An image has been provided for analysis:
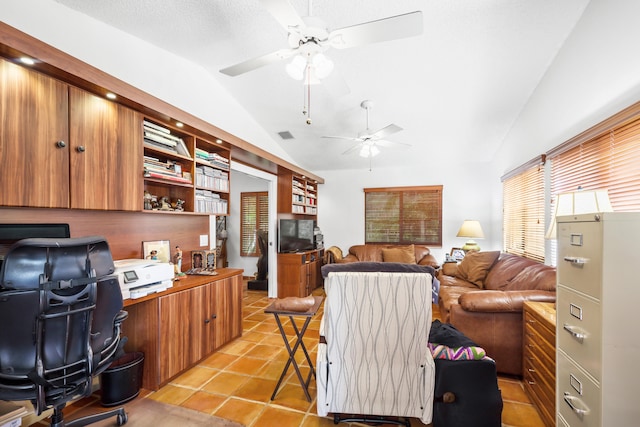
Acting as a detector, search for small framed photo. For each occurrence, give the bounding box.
[143,240,171,263]
[191,250,206,269]
[450,248,466,261]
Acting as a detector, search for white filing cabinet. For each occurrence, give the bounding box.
[556,212,640,426]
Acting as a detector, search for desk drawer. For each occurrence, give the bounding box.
[558,351,601,427]
[557,286,602,380]
[557,221,602,299]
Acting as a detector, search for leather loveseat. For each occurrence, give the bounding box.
[324,244,440,268]
[437,251,556,376]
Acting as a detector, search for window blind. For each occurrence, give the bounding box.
[502,163,545,263]
[240,192,269,256]
[364,186,442,246]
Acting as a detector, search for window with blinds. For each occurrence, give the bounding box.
[502,162,545,263]
[240,191,268,257]
[550,119,640,211]
[364,186,442,246]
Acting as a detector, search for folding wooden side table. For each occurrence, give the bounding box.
[264,296,323,402]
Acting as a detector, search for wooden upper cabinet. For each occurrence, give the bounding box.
[0,58,70,208]
[69,87,143,210]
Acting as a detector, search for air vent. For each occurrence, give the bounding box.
[278,131,294,140]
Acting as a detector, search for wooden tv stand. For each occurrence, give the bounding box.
[277,249,323,297]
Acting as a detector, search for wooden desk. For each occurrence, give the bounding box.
[121,268,244,390]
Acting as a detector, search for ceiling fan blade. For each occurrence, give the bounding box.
[220,48,297,76]
[329,11,423,50]
[370,123,403,140]
[342,143,363,155]
[376,139,412,148]
[321,135,361,141]
[259,0,305,32]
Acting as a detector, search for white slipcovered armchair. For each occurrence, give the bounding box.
[317,265,435,425]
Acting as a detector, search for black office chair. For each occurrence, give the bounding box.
[0,236,129,426]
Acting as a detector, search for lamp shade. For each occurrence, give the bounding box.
[545,189,613,239]
[456,220,485,239]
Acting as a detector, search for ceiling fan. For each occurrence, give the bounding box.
[322,100,411,158]
[219,0,423,80]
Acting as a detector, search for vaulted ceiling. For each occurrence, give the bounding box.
[53,0,590,171]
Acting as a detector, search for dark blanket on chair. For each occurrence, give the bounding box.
[429,320,478,347]
[321,261,436,278]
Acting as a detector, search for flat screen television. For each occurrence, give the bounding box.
[278,219,315,253]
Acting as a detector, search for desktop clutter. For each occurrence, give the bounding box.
[114,245,218,300]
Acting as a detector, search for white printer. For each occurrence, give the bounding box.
[113,259,174,299]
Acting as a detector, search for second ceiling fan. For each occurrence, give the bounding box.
[322,99,411,158]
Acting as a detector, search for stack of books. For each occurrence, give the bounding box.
[195,190,228,214]
[195,165,230,191]
[144,156,192,184]
[143,120,191,158]
[195,148,230,170]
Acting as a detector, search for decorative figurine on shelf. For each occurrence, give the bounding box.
[144,191,153,210]
[159,196,173,211]
[173,245,186,277]
[173,199,185,211]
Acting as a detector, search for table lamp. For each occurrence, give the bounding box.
[545,189,613,239]
[456,220,484,252]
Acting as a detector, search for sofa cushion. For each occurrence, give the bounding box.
[455,251,500,288]
[506,265,556,291]
[381,245,416,264]
[484,253,540,290]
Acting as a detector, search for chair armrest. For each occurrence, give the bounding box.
[459,290,556,313]
[418,254,440,269]
[324,246,344,264]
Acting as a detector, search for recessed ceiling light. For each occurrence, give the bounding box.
[19,57,35,65]
[106,92,116,100]
[176,122,183,127]
[216,139,223,144]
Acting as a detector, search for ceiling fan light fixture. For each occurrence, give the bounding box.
[312,53,334,79]
[285,55,306,80]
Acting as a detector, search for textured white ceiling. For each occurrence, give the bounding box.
[53,0,590,171]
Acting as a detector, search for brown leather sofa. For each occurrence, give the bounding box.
[325,244,440,268]
[437,251,556,376]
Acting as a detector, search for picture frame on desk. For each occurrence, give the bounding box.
[450,247,465,261]
[142,240,171,263]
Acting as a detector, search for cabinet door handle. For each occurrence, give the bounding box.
[563,392,590,418]
[563,323,587,342]
[204,319,210,324]
[563,256,587,266]
[76,145,86,153]
[55,140,66,148]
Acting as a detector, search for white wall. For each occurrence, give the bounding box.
[490,0,640,228]
[316,160,496,264]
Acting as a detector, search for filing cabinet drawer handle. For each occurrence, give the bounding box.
[563,392,590,418]
[563,323,587,342]
[563,256,587,266]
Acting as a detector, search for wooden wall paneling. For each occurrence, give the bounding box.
[0,207,210,270]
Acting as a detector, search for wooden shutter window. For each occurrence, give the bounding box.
[240,191,268,257]
[364,186,442,246]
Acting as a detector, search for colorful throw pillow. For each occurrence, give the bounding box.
[454,250,500,288]
[428,343,489,361]
[381,245,416,264]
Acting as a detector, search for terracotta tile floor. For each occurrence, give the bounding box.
[30,287,547,427]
